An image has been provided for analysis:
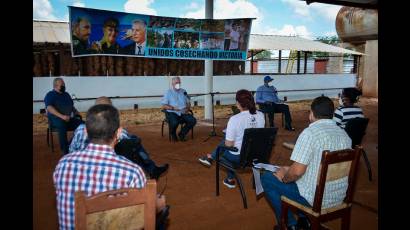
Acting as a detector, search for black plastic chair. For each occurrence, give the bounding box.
[257,103,285,128]
[215,127,278,209]
[42,109,79,152]
[344,117,372,181]
[161,109,194,141]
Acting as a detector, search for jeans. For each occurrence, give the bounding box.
[210,138,240,180]
[49,115,83,154]
[260,172,310,227]
[166,112,197,138]
[259,103,293,129]
[138,145,157,175]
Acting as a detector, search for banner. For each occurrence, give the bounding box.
[69,6,253,61]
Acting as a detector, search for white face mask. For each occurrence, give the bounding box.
[339,97,343,106]
[174,83,181,90]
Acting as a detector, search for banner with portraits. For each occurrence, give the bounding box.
[69,6,253,61]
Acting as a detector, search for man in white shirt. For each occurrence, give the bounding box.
[260,96,351,230]
[122,19,147,55]
[229,23,240,51]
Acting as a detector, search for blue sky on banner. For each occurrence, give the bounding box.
[34,0,341,40]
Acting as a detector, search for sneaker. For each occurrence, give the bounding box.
[198,156,213,167]
[178,133,187,142]
[223,178,236,189]
[283,141,295,150]
[285,127,295,131]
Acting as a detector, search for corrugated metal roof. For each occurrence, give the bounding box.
[33,20,70,43]
[249,34,364,55]
[32,20,363,55]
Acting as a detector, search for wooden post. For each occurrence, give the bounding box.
[251,50,254,74]
[297,51,301,74]
[278,50,282,73]
[304,51,308,74]
[353,55,358,73]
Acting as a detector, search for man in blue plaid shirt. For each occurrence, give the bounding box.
[69,97,168,180]
[54,103,168,229]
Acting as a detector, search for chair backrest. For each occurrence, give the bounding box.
[238,127,278,168]
[75,180,157,230]
[344,117,369,148]
[311,147,362,213]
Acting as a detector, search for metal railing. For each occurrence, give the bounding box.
[33,87,344,103]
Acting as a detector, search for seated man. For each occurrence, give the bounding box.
[260,96,352,230]
[282,87,364,150]
[44,77,83,154]
[161,76,197,142]
[198,89,265,188]
[54,103,168,230]
[69,96,169,180]
[333,87,364,128]
[255,76,294,131]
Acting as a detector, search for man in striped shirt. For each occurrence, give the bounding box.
[53,104,166,230]
[261,96,352,230]
[333,87,364,128]
[69,97,169,180]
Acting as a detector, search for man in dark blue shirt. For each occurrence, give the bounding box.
[255,76,295,131]
[44,78,83,154]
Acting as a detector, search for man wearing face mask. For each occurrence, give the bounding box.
[255,76,295,130]
[161,76,197,142]
[44,78,83,154]
[260,96,352,230]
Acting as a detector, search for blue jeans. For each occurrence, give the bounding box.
[260,172,310,227]
[166,112,196,138]
[210,138,240,180]
[49,115,83,154]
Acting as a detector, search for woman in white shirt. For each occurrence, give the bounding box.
[198,89,265,188]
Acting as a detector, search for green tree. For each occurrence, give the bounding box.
[313,35,341,58]
[253,50,272,60]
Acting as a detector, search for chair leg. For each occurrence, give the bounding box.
[47,128,50,146]
[216,161,220,196]
[341,208,351,230]
[362,149,373,181]
[161,121,165,137]
[50,130,54,152]
[233,173,247,209]
[310,218,321,230]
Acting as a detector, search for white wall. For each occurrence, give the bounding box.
[33,74,357,114]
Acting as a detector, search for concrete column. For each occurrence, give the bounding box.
[204,0,214,120]
[363,40,378,97]
[326,52,343,74]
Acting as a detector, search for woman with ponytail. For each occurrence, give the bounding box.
[198,89,265,188]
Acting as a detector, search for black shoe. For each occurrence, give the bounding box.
[285,127,295,131]
[171,135,178,142]
[156,205,170,230]
[178,133,187,142]
[297,217,311,230]
[151,164,169,180]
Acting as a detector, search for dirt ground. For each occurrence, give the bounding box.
[33,98,378,230]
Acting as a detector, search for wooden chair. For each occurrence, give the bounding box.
[75,180,157,230]
[216,127,278,209]
[344,117,372,181]
[161,109,194,141]
[280,147,362,230]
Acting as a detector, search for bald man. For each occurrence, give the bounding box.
[161,76,197,142]
[44,78,83,154]
[69,96,169,180]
